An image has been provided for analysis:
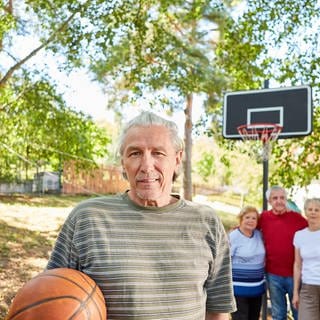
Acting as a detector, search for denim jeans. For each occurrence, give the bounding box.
[266,273,298,320]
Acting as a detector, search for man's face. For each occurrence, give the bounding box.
[268,189,287,214]
[121,125,182,207]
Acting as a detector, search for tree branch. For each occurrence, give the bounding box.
[0,9,78,87]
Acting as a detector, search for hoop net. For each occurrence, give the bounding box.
[237,123,282,161]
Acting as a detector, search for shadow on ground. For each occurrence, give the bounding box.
[0,221,55,319]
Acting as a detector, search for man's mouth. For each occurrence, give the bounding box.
[137,178,159,183]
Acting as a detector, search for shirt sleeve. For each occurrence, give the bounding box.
[293,230,301,249]
[46,209,80,270]
[205,214,237,313]
[228,229,238,257]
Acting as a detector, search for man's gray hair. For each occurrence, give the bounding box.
[118,111,184,156]
[265,185,287,200]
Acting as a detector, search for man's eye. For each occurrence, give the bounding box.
[153,152,165,156]
[129,151,140,157]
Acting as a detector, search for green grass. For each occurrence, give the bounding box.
[0,194,86,318]
[216,210,238,231]
[0,194,238,238]
[0,194,94,207]
[207,193,243,207]
[0,193,238,230]
[0,222,53,258]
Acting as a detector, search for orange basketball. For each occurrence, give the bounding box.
[6,268,107,320]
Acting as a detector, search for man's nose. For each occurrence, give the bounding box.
[140,153,154,172]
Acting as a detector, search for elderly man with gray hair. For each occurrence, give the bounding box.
[259,186,307,320]
[47,111,236,320]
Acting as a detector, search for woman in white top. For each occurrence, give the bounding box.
[293,198,320,320]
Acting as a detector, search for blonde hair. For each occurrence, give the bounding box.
[237,205,260,223]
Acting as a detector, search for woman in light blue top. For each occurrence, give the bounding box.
[229,206,266,320]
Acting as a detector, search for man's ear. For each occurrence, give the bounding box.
[176,150,183,166]
[121,159,127,180]
[173,150,183,182]
[122,171,128,180]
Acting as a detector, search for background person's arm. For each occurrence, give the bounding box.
[292,247,302,309]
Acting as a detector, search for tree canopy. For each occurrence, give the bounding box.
[215,0,320,190]
[0,1,111,181]
[1,0,319,194]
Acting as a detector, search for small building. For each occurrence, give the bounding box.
[33,172,60,193]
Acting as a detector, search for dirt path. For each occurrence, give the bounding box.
[0,203,71,318]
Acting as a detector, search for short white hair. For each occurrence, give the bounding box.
[118,111,184,156]
[304,198,320,211]
[265,186,287,200]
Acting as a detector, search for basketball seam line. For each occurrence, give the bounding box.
[69,285,104,320]
[8,295,84,320]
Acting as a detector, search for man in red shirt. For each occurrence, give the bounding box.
[259,186,307,320]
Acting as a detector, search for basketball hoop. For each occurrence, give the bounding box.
[237,123,282,161]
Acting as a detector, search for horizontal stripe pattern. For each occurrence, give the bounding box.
[229,228,266,297]
[232,266,265,282]
[47,193,236,319]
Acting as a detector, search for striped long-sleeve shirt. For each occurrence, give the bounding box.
[229,228,266,297]
[47,192,236,319]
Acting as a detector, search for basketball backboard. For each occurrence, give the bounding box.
[223,85,312,139]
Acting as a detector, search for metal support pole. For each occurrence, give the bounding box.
[262,79,269,211]
[261,79,269,320]
[263,153,268,210]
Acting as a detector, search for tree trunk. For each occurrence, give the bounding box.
[183,93,193,200]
